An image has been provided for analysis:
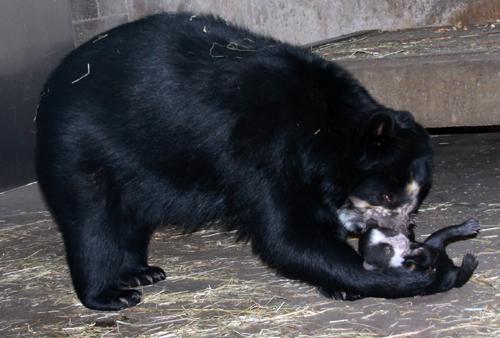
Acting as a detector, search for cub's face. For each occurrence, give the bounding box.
[359,227,412,270]
[337,109,433,235]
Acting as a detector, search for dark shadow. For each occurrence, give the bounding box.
[428,125,500,135]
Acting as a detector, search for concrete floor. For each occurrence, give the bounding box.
[0,133,499,337]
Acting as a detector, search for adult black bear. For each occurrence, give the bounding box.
[36,13,436,311]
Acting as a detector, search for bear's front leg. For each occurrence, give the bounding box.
[245,200,438,300]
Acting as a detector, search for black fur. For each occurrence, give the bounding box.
[358,219,479,294]
[36,13,436,310]
[406,218,480,292]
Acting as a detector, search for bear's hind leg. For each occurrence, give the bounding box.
[61,204,143,311]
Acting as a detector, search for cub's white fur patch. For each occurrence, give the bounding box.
[363,261,377,270]
[406,180,420,197]
[367,228,387,245]
[368,229,410,268]
[338,208,363,232]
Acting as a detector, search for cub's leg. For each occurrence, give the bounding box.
[454,252,479,287]
[424,218,480,249]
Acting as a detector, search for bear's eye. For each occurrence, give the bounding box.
[382,194,392,204]
[404,262,416,271]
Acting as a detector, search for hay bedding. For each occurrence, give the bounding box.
[0,196,499,337]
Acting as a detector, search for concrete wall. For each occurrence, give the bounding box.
[0,0,74,191]
[1,0,498,191]
[71,0,500,46]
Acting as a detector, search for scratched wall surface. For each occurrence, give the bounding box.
[71,0,500,46]
[0,0,74,191]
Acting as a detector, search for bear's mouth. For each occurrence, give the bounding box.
[339,179,422,235]
[338,197,417,236]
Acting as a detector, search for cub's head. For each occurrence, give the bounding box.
[338,109,433,235]
[359,227,412,271]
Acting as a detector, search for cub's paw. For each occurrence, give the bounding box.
[462,218,480,236]
[120,266,166,288]
[462,252,479,270]
[83,288,142,311]
[455,252,479,288]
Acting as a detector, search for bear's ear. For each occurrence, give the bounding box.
[365,111,395,145]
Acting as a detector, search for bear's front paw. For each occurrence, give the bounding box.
[82,288,142,311]
[120,266,166,288]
